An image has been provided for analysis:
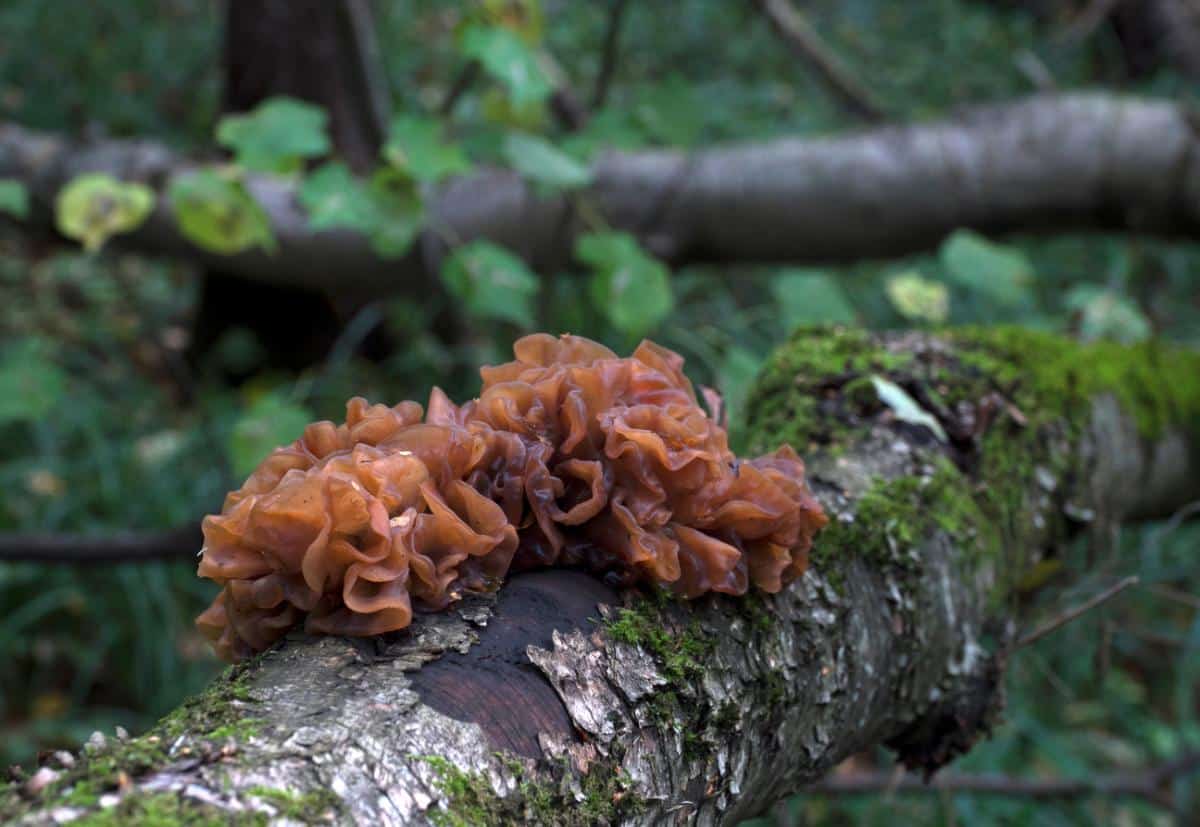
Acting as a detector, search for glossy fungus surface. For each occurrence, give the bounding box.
[196,334,827,660]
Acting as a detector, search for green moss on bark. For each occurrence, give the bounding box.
[0,657,266,824]
[948,326,1200,442]
[744,325,913,454]
[72,793,261,827]
[417,753,643,827]
[744,325,1198,595]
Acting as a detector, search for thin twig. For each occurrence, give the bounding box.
[1058,0,1123,45]
[341,0,393,140]
[1014,575,1139,650]
[0,525,202,563]
[440,60,481,118]
[591,0,630,109]
[806,750,1200,808]
[754,0,885,123]
[1144,582,1200,611]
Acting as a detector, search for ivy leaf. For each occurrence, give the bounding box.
[885,270,950,324]
[940,229,1032,308]
[216,97,331,174]
[503,132,592,192]
[363,169,425,258]
[55,173,154,252]
[459,24,553,107]
[168,170,275,255]
[0,179,29,219]
[869,375,948,442]
[0,339,67,426]
[441,241,539,326]
[298,162,377,232]
[383,115,472,184]
[228,393,313,479]
[770,269,857,327]
[579,232,673,337]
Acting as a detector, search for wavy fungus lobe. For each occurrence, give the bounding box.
[196,334,827,660]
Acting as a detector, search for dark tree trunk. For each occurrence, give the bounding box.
[190,0,391,379]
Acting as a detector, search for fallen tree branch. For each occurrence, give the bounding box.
[2,328,1196,825]
[807,750,1200,808]
[3,94,1200,294]
[754,0,886,122]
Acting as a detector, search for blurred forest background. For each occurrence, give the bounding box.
[0,0,1198,824]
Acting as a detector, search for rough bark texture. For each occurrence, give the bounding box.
[2,327,1198,826]
[3,94,1200,294]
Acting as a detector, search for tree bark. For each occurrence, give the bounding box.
[3,327,1197,826]
[3,94,1199,295]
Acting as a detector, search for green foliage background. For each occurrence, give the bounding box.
[0,1,1197,823]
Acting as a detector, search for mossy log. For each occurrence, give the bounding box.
[3,327,1198,826]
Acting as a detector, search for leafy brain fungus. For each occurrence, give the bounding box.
[196,334,827,661]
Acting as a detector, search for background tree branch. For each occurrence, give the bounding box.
[3,94,1198,296]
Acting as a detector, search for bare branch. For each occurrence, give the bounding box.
[807,750,1200,808]
[1015,576,1139,650]
[1058,0,1122,45]
[439,60,481,118]
[754,0,885,122]
[0,525,201,564]
[592,0,630,109]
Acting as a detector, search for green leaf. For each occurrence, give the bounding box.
[579,232,673,337]
[216,97,331,174]
[228,393,313,479]
[168,170,275,255]
[383,115,472,184]
[441,241,539,326]
[939,229,1032,307]
[0,179,29,219]
[562,109,646,160]
[885,270,950,324]
[54,173,154,252]
[869,375,947,442]
[298,165,424,256]
[503,132,592,192]
[1065,286,1152,344]
[770,269,856,327]
[363,169,425,258]
[0,339,68,426]
[298,162,377,233]
[459,24,552,107]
